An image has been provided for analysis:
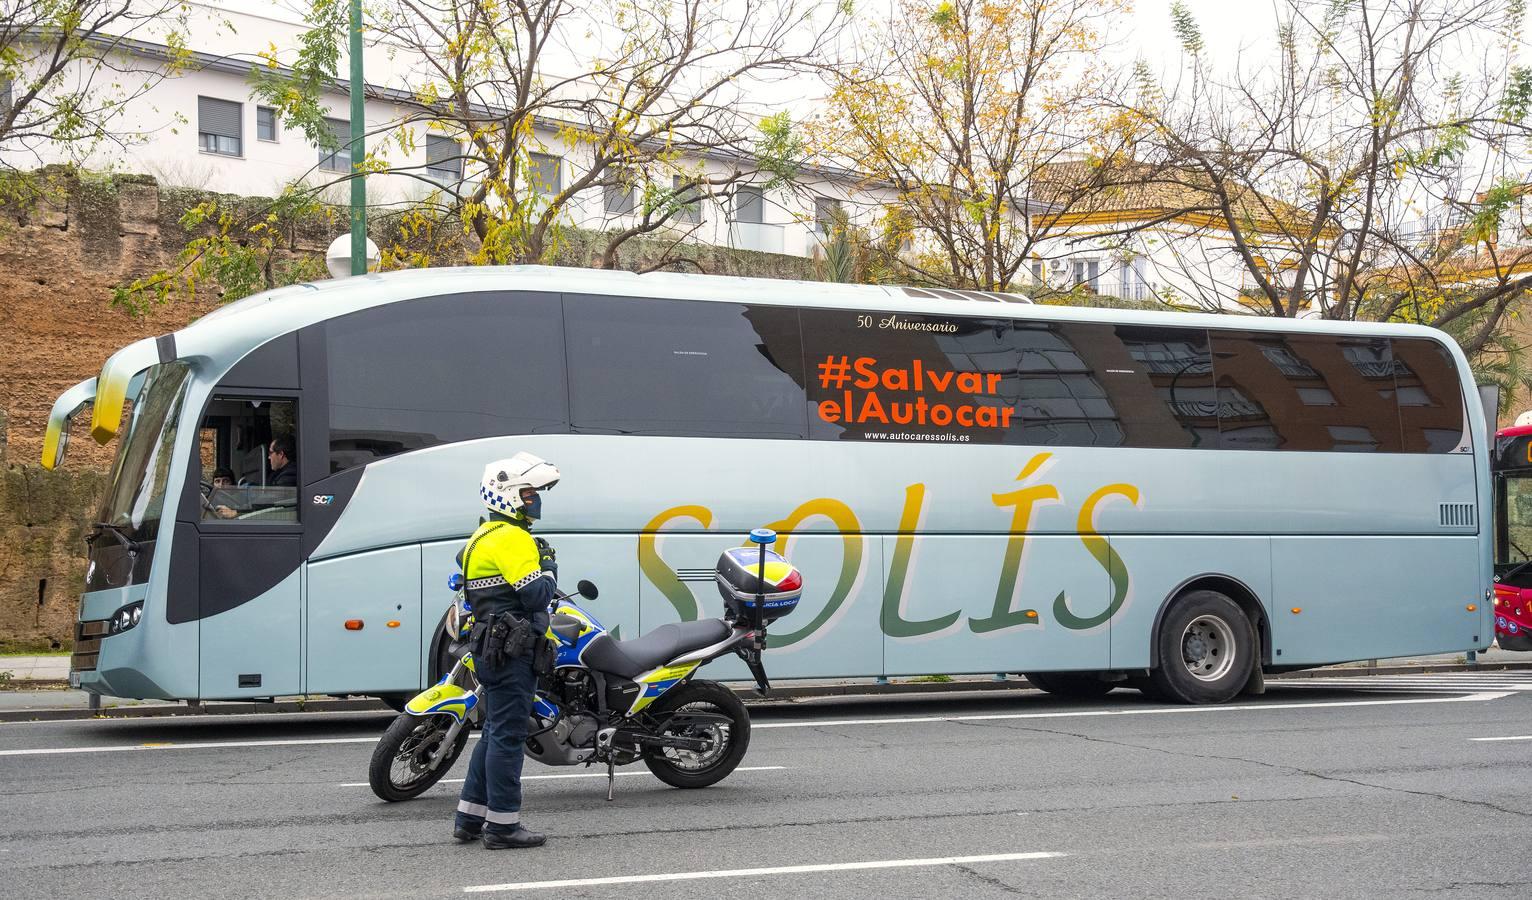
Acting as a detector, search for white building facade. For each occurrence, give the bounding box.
[1,2,891,261]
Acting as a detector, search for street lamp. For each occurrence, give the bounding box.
[347,0,367,275]
[327,234,380,279]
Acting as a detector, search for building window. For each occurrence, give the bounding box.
[197,96,242,157]
[605,169,636,214]
[319,117,351,173]
[256,106,278,143]
[1031,259,1045,285]
[734,186,764,224]
[529,152,561,195]
[814,197,843,234]
[426,135,462,184]
[1071,258,1100,292]
[672,175,702,223]
[0,77,12,116]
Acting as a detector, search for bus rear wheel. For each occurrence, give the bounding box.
[1023,672,1116,698]
[1149,590,1255,704]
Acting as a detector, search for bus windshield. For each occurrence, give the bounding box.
[97,362,191,543]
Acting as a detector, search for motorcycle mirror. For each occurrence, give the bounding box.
[577,579,599,600]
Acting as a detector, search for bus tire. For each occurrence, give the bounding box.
[1023,672,1116,698]
[1149,590,1256,704]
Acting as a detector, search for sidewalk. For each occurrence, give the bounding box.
[3,646,1529,723]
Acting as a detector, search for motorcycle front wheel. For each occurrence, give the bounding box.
[368,713,471,802]
[642,679,751,789]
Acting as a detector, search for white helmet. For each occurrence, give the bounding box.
[480,452,560,517]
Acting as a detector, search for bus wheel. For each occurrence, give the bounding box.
[1149,590,1255,704]
[1023,672,1116,698]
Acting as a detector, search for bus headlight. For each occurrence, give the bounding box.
[108,601,144,635]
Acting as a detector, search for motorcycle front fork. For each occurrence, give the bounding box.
[426,657,483,769]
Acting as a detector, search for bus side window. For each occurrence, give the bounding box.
[1393,338,1466,453]
[199,397,299,522]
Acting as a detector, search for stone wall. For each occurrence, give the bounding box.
[0,170,818,651]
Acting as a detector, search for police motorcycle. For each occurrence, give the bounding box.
[368,528,801,803]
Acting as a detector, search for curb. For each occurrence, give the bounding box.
[2,660,1529,723]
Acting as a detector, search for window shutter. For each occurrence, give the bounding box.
[198,97,241,139]
[735,186,763,224]
[529,153,561,193]
[426,135,457,167]
[326,117,350,146]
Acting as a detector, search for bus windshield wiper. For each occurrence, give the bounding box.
[88,522,143,555]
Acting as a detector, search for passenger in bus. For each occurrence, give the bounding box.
[452,453,562,850]
[205,468,240,520]
[267,435,298,487]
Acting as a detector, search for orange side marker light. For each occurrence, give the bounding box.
[1290,608,1302,614]
[1467,604,1477,612]
[386,620,401,628]
[345,619,364,631]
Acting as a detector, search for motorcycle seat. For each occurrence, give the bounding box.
[583,619,733,679]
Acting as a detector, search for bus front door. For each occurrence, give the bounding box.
[191,396,304,699]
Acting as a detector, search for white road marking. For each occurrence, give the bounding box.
[1284,673,1532,692]
[751,691,1512,730]
[1469,735,1532,742]
[337,765,787,788]
[0,736,382,757]
[0,691,1512,758]
[462,850,1066,893]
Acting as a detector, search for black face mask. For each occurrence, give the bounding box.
[520,493,542,520]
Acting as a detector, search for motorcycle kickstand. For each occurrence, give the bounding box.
[596,727,618,802]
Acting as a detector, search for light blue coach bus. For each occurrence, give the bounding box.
[43,266,1494,705]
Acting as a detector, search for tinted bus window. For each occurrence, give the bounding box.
[1393,338,1466,453]
[799,308,1022,444]
[1108,325,1218,448]
[326,292,568,473]
[1207,332,1402,452]
[1009,323,1122,446]
[565,296,808,438]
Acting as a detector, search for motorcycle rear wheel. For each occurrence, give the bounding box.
[642,680,751,789]
[369,712,471,802]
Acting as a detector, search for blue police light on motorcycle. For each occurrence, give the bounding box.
[447,573,464,592]
[749,528,777,545]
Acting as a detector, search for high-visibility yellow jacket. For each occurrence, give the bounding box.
[460,516,555,623]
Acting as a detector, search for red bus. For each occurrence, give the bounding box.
[1494,424,1532,650]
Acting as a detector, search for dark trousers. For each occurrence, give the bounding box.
[455,653,537,833]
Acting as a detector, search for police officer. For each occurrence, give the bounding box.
[452,452,561,849]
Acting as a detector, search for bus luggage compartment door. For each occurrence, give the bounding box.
[305,545,422,695]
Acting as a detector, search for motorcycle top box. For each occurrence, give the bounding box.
[715,546,802,624]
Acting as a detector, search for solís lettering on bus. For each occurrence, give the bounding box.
[638,453,1140,645]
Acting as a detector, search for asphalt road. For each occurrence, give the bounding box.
[3,673,1532,899]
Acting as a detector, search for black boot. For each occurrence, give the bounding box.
[482,825,546,849]
[452,824,482,843]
